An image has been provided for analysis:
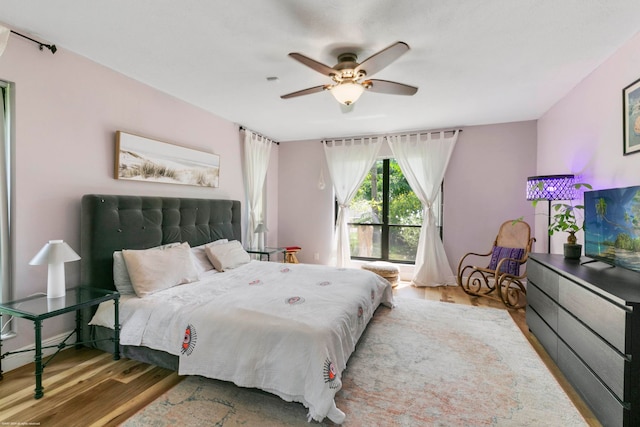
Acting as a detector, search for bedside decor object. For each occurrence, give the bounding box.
[623,77,640,155]
[526,174,578,253]
[284,246,301,264]
[254,223,268,250]
[29,240,80,298]
[115,131,220,187]
[245,247,285,262]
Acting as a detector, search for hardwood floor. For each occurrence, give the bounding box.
[0,283,600,426]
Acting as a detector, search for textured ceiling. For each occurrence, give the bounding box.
[2,1,640,141]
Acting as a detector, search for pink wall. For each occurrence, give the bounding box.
[277,121,538,274]
[444,121,538,268]
[0,35,249,353]
[537,31,640,253]
[277,140,334,264]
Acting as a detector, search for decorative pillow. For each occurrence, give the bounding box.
[488,246,525,275]
[88,300,115,328]
[113,242,182,295]
[190,239,228,276]
[205,240,251,272]
[122,242,199,297]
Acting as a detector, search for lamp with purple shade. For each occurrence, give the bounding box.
[526,174,577,253]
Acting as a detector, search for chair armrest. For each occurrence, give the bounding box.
[456,250,492,275]
[494,257,527,280]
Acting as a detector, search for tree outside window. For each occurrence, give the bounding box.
[347,159,441,263]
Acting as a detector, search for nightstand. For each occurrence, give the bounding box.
[246,247,285,262]
[0,286,120,399]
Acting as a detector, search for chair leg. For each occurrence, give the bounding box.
[457,266,495,296]
[497,276,527,309]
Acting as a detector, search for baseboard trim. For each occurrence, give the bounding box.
[1,330,74,373]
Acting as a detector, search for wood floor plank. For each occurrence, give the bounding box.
[89,372,183,427]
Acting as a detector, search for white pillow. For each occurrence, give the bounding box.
[113,242,182,295]
[205,240,251,272]
[122,242,198,297]
[88,300,115,328]
[190,239,228,276]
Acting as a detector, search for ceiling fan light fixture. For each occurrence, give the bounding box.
[330,81,365,105]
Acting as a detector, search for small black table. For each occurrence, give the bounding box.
[246,247,285,262]
[0,286,120,399]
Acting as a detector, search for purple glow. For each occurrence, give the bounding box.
[526,175,577,201]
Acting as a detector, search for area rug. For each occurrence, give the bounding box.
[122,298,587,426]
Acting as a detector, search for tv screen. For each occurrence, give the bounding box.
[584,185,640,273]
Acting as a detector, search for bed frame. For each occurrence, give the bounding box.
[79,194,241,367]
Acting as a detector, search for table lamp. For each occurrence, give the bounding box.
[254,223,268,250]
[29,240,81,298]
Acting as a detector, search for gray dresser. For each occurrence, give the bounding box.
[527,253,640,427]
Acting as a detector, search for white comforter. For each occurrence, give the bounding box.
[94,261,394,423]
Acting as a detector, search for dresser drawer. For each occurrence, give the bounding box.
[528,283,558,332]
[527,306,558,362]
[559,276,628,353]
[527,260,559,300]
[558,340,626,427]
[558,309,627,400]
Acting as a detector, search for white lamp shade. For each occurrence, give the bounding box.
[29,240,80,299]
[30,240,81,265]
[330,81,365,105]
[254,223,269,233]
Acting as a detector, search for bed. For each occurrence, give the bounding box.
[79,194,394,423]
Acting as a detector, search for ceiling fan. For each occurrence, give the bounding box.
[281,41,418,107]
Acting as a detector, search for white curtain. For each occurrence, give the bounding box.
[0,86,10,307]
[324,137,382,267]
[388,131,459,286]
[242,129,272,249]
[0,25,9,58]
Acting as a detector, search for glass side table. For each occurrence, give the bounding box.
[0,286,120,399]
[245,247,285,262]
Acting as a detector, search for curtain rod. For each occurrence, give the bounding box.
[239,126,279,145]
[385,129,463,138]
[321,129,463,143]
[10,30,57,54]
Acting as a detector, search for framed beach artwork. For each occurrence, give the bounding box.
[115,131,220,187]
[623,77,640,155]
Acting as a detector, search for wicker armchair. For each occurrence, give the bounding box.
[456,220,535,309]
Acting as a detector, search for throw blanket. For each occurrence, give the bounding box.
[103,261,394,423]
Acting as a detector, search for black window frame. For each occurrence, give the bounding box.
[337,158,443,264]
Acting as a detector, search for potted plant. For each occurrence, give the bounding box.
[532,182,592,259]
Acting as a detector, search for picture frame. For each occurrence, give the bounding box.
[115,131,220,187]
[623,77,640,155]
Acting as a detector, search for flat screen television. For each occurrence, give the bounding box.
[584,185,640,273]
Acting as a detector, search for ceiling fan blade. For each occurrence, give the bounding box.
[280,85,329,99]
[288,53,336,77]
[365,79,418,96]
[355,41,410,76]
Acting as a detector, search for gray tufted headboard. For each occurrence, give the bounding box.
[80,194,241,291]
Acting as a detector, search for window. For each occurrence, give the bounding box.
[347,159,442,263]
